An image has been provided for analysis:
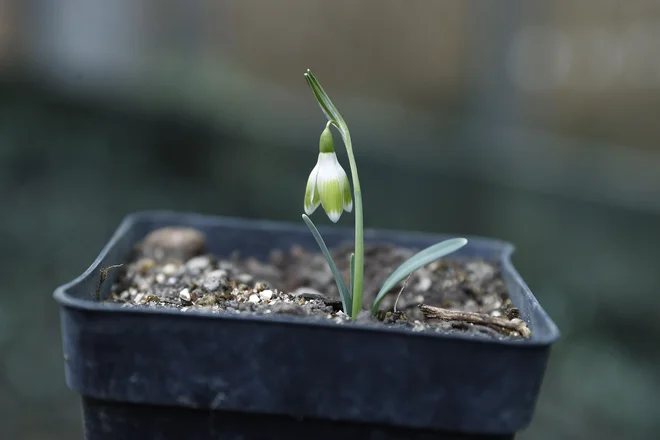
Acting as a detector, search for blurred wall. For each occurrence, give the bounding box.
[18,0,660,211]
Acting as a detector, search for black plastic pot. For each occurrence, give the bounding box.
[54,211,559,440]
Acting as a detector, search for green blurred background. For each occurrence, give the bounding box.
[1,1,659,438]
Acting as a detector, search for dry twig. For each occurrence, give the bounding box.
[95,264,123,301]
[420,304,531,338]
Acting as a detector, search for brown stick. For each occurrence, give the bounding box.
[419,304,531,338]
[95,264,123,301]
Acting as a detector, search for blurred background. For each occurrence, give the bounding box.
[1,0,659,438]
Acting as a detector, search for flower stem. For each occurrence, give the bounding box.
[351,189,364,318]
[303,70,364,318]
[341,131,364,319]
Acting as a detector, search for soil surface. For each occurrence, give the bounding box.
[105,227,528,339]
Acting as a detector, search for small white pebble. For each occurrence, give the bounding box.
[179,288,191,302]
[491,311,502,317]
[167,277,178,285]
[259,290,273,301]
[412,320,426,332]
[248,294,260,304]
[129,287,138,295]
[162,264,178,276]
[120,291,130,300]
[209,269,228,278]
[134,293,145,304]
[415,277,432,291]
[156,273,166,284]
[464,299,479,313]
[441,279,456,289]
[180,307,189,312]
[185,256,211,274]
[238,274,253,284]
[218,261,234,271]
[336,310,345,316]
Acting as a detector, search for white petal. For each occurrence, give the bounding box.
[317,153,346,184]
[326,210,341,223]
[317,153,345,222]
[304,161,321,215]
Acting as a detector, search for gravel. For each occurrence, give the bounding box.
[106,227,523,339]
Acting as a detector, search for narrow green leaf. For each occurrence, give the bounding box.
[302,214,352,314]
[305,70,343,125]
[371,238,468,315]
[349,252,355,294]
[305,70,351,150]
[305,76,334,123]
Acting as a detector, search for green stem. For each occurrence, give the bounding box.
[303,70,364,318]
[341,131,364,319]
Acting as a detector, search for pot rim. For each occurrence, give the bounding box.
[53,210,560,346]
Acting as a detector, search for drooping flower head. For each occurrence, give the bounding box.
[304,123,353,222]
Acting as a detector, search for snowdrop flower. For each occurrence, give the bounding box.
[304,124,353,222]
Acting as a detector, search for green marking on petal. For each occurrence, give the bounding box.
[318,177,343,223]
[343,174,353,212]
